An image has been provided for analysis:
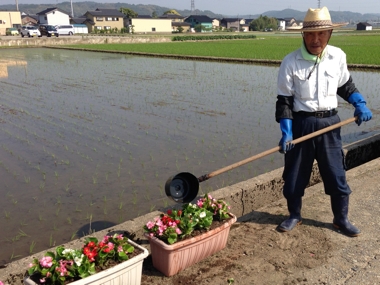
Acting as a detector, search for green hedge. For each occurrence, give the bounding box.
[172,34,257,41]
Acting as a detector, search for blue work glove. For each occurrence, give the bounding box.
[279,118,294,154]
[347,93,372,126]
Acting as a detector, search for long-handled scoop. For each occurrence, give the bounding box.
[165,117,357,203]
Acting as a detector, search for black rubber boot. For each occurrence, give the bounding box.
[278,197,302,232]
[331,195,360,237]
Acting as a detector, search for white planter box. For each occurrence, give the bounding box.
[24,239,148,285]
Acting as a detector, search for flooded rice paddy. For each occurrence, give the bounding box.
[0,48,379,264]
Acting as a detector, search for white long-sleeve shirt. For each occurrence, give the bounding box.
[277,45,350,112]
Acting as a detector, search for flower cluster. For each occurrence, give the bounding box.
[27,234,134,285]
[144,194,231,244]
[83,234,134,267]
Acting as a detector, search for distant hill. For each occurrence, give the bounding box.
[0,2,379,23]
[257,9,380,24]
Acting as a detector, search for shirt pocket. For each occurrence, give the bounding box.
[294,73,313,100]
[325,69,340,97]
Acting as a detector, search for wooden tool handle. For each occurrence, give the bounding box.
[199,117,356,182]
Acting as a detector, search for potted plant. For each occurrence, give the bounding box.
[144,194,236,276]
[24,233,148,285]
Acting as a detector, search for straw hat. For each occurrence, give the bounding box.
[287,7,347,31]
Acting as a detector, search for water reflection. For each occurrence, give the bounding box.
[0,59,27,78]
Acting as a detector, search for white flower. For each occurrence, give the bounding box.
[62,249,75,255]
[199,211,206,218]
[74,254,84,266]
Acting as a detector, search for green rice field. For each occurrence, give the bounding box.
[66,33,380,65]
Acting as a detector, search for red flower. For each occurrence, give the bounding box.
[83,246,91,255]
[86,241,96,248]
[167,209,172,215]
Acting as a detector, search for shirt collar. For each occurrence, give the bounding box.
[300,42,327,63]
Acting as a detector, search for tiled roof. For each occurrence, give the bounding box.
[36,7,69,16]
[85,8,124,17]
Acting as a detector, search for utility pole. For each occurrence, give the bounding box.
[318,0,321,8]
[70,0,74,17]
[15,0,19,11]
[191,0,195,14]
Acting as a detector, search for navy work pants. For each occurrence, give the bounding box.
[282,113,351,199]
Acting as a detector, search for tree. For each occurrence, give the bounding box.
[152,11,157,18]
[177,26,184,33]
[163,9,180,15]
[250,15,278,31]
[119,7,138,18]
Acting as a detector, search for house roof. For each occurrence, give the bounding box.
[71,17,87,24]
[21,14,38,20]
[85,8,124,17]
[136,15,152,19]
[159,14,185,20]
[185,15,213,22]
[357,22,372,26]
[221,18,241,22]
[36,7,69,16]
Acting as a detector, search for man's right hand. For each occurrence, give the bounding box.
[279,118,294,154]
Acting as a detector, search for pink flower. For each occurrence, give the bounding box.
[56,260,71,276]
[175,228,182,234]
[117,246,123,252]
[39,277,46,283]
[146,221,155,229]
[101,235,110,243]
[106,242,115,251]
[39,256,53,268]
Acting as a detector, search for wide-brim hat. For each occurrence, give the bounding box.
[287,7,347,31]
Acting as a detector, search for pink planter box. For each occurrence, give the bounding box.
[146,213,237,276]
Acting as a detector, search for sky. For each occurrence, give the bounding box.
[2,0,380,15]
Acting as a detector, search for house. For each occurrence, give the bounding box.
[184,15,213,32]
[84,8,124,33]
[36,7,70,25]
[158,14,189,32]
[284,17,297,27]
[357,22,372,31]
[172,21,191,32]
[159,14,185,23]
[220,18,246,31]
[0,10,22,35]
[21,14,38,26]
[129,18,172,33]
[212,18,220,30]
[277,18,286,31]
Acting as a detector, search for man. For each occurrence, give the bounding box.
[275,7,372,237]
